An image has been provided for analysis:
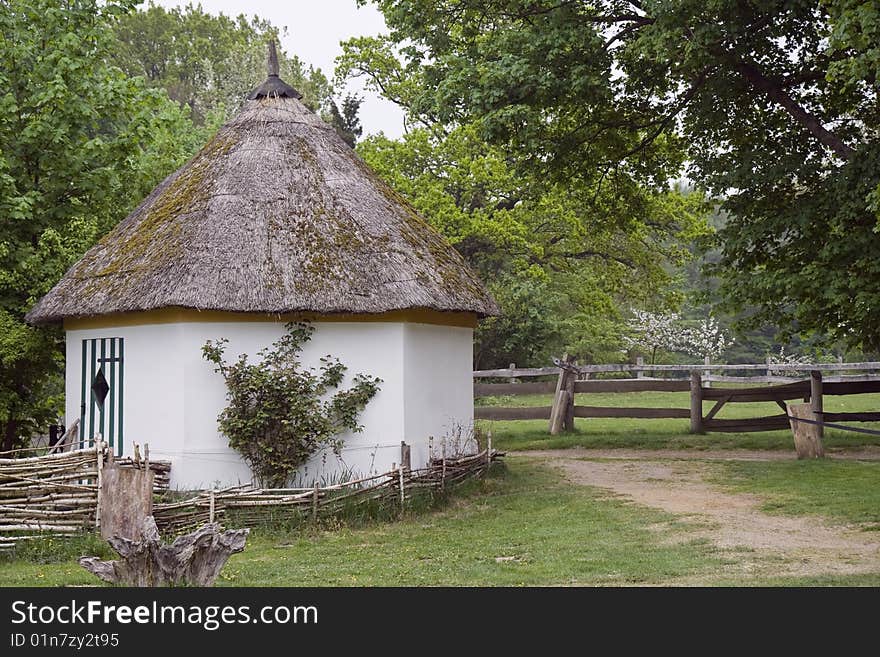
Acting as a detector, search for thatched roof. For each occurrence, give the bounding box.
[26,52,497,325]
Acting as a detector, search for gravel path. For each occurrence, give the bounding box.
[516,449,880,583]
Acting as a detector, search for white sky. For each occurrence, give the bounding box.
[151,0,406,138]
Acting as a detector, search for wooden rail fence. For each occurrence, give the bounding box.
[474,361,880,435]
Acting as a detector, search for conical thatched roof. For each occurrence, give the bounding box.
[26,51,497,325]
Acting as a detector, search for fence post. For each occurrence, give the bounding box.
[690,370,704,433]
[564,360,576,431]
[441,438,447,491]
[311,482,319,522]
[704,356,712,388]
[95,437,103,531]
[486,431,492,468]
[398,463,405,507]
[400,441,411,472]
[636,356,644,379]
[209,488,216,524]
[810,370,824,439]
[550,354,576,435]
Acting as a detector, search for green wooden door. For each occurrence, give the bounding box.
[80,337,124,455]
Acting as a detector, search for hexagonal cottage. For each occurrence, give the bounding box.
[26,45,497,490]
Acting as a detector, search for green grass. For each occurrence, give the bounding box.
[715,459,880,528]
[479,391,880,452]
[0,459,724,587]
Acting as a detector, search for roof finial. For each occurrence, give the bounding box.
[268,40,280,78]
[247,41,302,100]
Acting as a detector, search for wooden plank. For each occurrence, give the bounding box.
[475,363,880,378]
[573,362,880,373]
[573,379,690,393]
[823,380,880,395]
[690,371,703,433]
[787,403,824,459]
[474,382,556,397]
[473,367,560,378]
[821,412,880,423]
[703,415,791,432]
[474,406,552,421]
[704,375,800,384]
[573,406,690,419]
[704,396,731,422]
[702,381,810,402]
[99,463,154,541]
[810,371,823,440]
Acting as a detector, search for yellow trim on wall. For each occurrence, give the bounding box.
[64,307,479,330]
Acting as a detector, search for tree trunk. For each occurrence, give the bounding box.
[79,516,249,587]
[2,418,19,453]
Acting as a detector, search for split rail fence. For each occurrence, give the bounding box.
[474,361,880,435]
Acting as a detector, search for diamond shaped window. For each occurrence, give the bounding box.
[91,368,110,411]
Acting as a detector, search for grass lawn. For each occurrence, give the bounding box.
[479,391,880,452]
[0,460,724,587]
[715,459,880,529]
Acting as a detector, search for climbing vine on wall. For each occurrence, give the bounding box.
[202,322,382,488]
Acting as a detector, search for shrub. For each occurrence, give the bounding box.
[202,322,381,488]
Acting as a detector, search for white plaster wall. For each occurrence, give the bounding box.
[179,321,406,488]
[403,324,475,468]
[65,319,473,490]
[65,324,185,468]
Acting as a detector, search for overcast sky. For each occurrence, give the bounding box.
[152,0,406,138]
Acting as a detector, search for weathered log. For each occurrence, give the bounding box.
[787,402,825,459]
[79,516,249,587]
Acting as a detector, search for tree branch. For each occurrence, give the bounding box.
[732,59,855,160]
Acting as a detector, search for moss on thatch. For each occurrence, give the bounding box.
[26,95,497,324]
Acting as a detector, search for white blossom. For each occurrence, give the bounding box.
[679,316,733,361]
[622,311,682,362]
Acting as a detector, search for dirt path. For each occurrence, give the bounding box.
[518,450,880,583]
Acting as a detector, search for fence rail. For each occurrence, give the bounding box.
[0,445,170,549]
[152,449,502,535]
[474,361,880,435]
[0,442,500,548]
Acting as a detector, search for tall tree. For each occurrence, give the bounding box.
[339,39,708,365]
[113,2,336,126]
[355,0,880,350]
[0,0,197,450]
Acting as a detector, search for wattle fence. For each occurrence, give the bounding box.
[0,441,501,549]
[0,444,170,550]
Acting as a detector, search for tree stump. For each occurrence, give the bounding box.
[787,402,825,459]
[100,460,154,541]
[80,516,249,586]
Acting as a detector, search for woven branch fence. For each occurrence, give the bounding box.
[153,449,503,535]
[1,443,501,547]
[0,445,171,550]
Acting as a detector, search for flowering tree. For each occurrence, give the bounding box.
[766,346,813,376]
[622,311,681,364]
[679,316,733,362]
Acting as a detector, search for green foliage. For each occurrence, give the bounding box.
[202,323,382,488]
[0,0,199,450]
[112,1,335,124]
[351,111,709,367]
[327,94,364,148]
[356,0,880,352]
